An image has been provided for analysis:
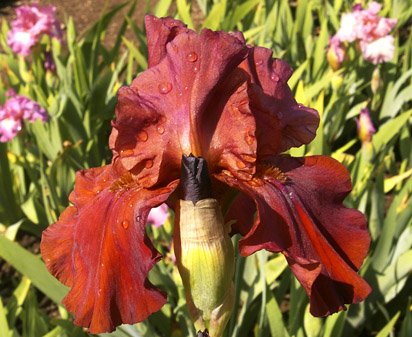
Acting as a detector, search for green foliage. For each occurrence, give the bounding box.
[0,1,411,337]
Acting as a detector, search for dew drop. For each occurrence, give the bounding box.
[193,66,199,73]
[255,59,263,66]
[158,82,172,94]
[101,263,104,267]
[159,115,167,124]
[135,215,142,223]
[120,149,134,157]
[157,125,165,134]
[129,203,133,208]
[122,220,129,229]
[187,51,198,62]
[271,73,280,82]
[137,130,148,142]
[145,159,154,169]
[184,86,189,91]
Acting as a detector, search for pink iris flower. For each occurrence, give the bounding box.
[330,2,397,65]
[147,203,169,227]
[41,15,371,334]
[7,4,61,56]
[0,90,47,142]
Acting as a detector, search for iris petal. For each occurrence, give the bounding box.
[219,155,371,316]
[41,165,178,333]
[240,46,320,155]
[110,21,252,186]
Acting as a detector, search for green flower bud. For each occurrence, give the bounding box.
[174,198,235,337]
[371,67,381,94]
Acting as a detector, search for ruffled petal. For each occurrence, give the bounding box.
[110,23,250,185]
[218,156,371,316]
[240,47,319,155]
[41,165,178,333]
[145,15,188,68]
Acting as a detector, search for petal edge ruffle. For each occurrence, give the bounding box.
[218,155,371,316]
[41,165,178,333]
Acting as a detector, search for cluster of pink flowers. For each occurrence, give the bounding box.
[7,4,61,56]
[328,2,397,67]
[0,90,48,142]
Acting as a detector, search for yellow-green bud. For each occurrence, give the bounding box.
[174,198,235,337]
[371,67,381,94]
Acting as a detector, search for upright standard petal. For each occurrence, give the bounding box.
[145,15,188,68]
[41,165,178,333]
[110,21,252,186]
[218,156,371,316]
[240,47,319,156]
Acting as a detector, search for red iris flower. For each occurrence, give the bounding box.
[41,15,371,333]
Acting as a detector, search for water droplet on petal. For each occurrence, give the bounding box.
[193,66,199,73]
[120,149,134,157]
[137,130,148,142]
[187,52,198,62]
[157,125,165,134]
[158,82,172,94]
[136,215,142,223]
[122,220,129,229]
[129,203,133,208]
[145,160,154,169]
[255,59,263,66]
[184,86,189,91]
[271,73,279,82]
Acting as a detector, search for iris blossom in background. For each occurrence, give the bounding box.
[41,15,371,333]
[329,2,397,65]
[147,203,169,227]
[357,108,376,143]
[7,4,61,56]
[0,90,47,142]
